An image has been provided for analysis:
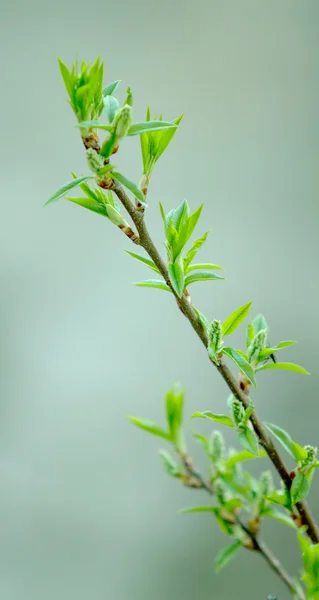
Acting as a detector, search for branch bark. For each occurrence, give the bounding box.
[111,178,319,545]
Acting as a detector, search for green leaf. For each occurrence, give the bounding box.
[265,489,291,508]
[134,279,171,292]
[264,423,307,462]
[185,263,223,273]
[189,411,234,428]
[102,80,121,97]
[183,231,210,270]
[185,271,225,286]
[45,176,92,206]
[193,307,210,331]
[168,261,185,297]
[58,57,74,100]
[246,322,255,349]
[104,95,120,123]
[159,450,181,478]
[175,204,203,255]
[215,541,242,573]
[258,340,296,361]
[252,314,269,334]
[153,114,184,163]
[110,172,147,207]
[192,432,209,452]
[76,120,113,131]
[256,362,309,375]
[222,302,252,337]
[165,385,185,452]
[128,417,171,440]
[262,507,297,529]
[128,120,177,136]
[125,251,160,274]
[179,506,217,514]
[222,347,257,387]
[225,450,267,469]
[65,196,108,217]
[238,428,259,456]
[291,471,311,504]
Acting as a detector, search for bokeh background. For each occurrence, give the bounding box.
[1,1,319,598]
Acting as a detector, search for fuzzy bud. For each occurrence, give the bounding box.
[248,328,268,364]
[113,104,133,140]
[207,319,223,362]
[259,470,273,497]
[232,400,245,429]
[301,445,317,472]
[86,148,105,173]
[210,430,225,463]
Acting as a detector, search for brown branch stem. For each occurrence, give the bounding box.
[111,178,319,545]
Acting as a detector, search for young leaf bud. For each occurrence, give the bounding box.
[259,470,273,498]
[86,148,105,173]
[301,445,317,473]
[208,319,223,362]
[124,86,133,107]
[210,430,225,463]
[113,104,133,140]
[248,328,268,364]
[232,400,245,429]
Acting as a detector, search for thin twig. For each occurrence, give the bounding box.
[180,455,305,600]
[111,179,319,545]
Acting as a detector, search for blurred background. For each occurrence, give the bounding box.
[1,0,319,598]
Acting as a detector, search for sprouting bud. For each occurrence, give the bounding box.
[259,470,273,497]
[124,86,133,107]
[207,319,223,362]
[113,104,133,140]
[248,328,268,364]
[86,148,105,173]
[232,399,245,429]
[210,431,225,463]
[215,478,227,505]
[301,445,317,471]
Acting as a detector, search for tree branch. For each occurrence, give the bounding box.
[111,178,319,545]
[180,454,305,600]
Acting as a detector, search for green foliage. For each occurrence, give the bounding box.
[125,251,160,274]
[215,540,242,573]
[102,79,121,97]
[298,534,319,599]
[222,347,257,387]
[110,171,147,206]
[256,362,309,375]
[128,417,171,440]
[190,411,234,428]
[140,109,183,176]
[222,302,252,337]
[45,175,92,206]
[159,450,182,478]
[165,385,186,453]
[264,423,308,462]
[53,56,318,595]
[183,231,210,270]
[134,280,171,292]
[58,57,104,122]
[291,472,311,505]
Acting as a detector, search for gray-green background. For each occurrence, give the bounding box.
[1,1,318,598]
